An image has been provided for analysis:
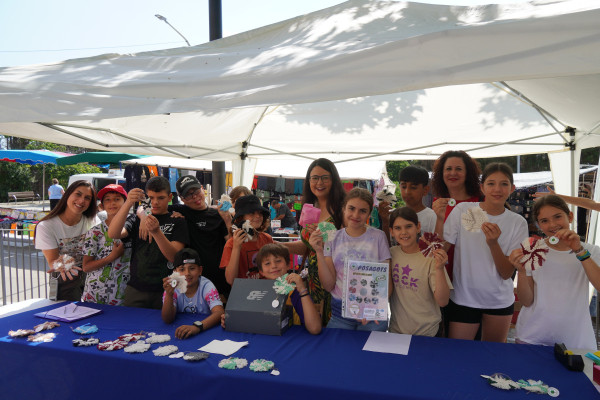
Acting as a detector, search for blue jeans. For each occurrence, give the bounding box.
[327,297,388,331]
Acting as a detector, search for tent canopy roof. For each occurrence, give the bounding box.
[0,0,599,163]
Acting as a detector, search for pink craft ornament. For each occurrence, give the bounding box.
[519,236,549,274]
[418,232,444,257]
[299,204,321,227]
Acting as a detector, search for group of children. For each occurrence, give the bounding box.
[35,159,600,349]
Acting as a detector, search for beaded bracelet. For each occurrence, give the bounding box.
[576,249,591,262]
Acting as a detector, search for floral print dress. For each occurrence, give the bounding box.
[81,221,131,305]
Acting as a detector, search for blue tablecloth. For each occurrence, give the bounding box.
[0,302,597,400]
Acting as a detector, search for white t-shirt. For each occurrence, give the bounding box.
[35,215,99,267]
[516,243,598,350]
[417,207,437,234]
[324,226,391,300]
[444,202,528,309]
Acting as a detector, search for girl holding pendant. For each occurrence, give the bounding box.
[309,188,391,331]
[388,207,452,337]
[35,180,99,301]
[509,195,600,349]
[443,163,528,342]
[221,195,273,284]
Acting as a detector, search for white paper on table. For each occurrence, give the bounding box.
[362,331,412,355]
[198,339,249,356]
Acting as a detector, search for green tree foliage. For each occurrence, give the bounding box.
[0,136,102,201]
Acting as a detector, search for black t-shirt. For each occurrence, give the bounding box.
[276,204,297,229]
[125,212,189,292]
[169,204,230,296]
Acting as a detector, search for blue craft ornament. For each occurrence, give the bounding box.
[72,323,98,335]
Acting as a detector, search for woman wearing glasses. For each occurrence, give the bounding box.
[284,158,346,324]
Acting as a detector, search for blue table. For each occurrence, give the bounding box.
[0,302,597,400]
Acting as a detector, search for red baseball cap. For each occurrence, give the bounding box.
[97,184,128,201]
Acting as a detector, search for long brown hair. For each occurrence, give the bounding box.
[302,158,345,229]
[532,194,570,224]
[431,150,482,199]
[40,180,97,222]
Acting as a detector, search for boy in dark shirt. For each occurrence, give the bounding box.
[169,175,232,298]
[109,176,189,309]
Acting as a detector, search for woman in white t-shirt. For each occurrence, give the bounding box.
[443,163,528,342]
[509,195,600,350]
[35,180,99,301]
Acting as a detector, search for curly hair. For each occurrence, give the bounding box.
[302,158,346,229]
[431,150,482,199]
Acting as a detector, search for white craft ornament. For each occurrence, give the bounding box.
[481,374,559,396]
[549,236,559,245]
[448,198,457,207]
[461,206,489,233]
[52,254,77,275]
[153,345,179,357]
[145,334,171,344]
[241,220,255,241]
[273,274,295,295]
[28,332,56,343]
[168,271,187,293]
[34,321,60,333]
[72,337,99,347]
[249,359,275,372]
[272,299,279,308]
[218,357,248,370]
[169,352,185,359]
[124,341,151,354]
[299,268,309,279]
[8,329,35,337]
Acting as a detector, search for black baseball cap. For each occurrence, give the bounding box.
[174,248,202,268]
[176,175,202,197]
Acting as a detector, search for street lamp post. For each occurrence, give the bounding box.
[154,14,191,47]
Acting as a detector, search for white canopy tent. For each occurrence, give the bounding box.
[0,0,599,197]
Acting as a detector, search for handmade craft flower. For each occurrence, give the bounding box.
[168,271,187,293]
[519,237,549,275]
[72,324,98,335]
[548,236,559,245]
[232,220,255,242]
[124,341,151,354]
[8,329,35,338]
[461,206,488,232]
[480,374,559,397]
[249,359,275,372]
[145,333,170,344]
[72,337,99,347]
[33,321,60,333]
[152,345,179,357]
[273,273,295,295]
[299,268,309,279]
[52,254,77,276]
[118,332,145,342]
[218,357,248,370]
[97,339,129,351]
[183,352,210,362]
[418,232,445,257]
[448,198,457,207]
[317,221,337,243]
[28,332,56,343]
[169,352,184,359]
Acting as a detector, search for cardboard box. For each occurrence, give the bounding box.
[224,278,292,336]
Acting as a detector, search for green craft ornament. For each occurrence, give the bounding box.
[318,221,337,243]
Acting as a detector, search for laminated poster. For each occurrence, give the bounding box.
[342,260,388,321]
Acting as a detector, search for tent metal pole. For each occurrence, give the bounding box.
[39,123,189,157]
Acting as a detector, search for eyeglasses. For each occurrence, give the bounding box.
[309,175,331,183]
[183,189,203,201]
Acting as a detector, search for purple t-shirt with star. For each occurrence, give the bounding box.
[323,226,391,300]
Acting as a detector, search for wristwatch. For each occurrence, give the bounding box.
[193,321,204,332]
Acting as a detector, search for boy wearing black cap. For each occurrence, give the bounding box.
[220,195,273,284]
[161,248,224,339]
[169,175,232,298]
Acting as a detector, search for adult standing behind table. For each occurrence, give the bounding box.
[430,150,483,337]
[271,199,298,230]
[283,158,346,325]
[48,178,65,210]
[35,180,99,301]
[431,150,483,280]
